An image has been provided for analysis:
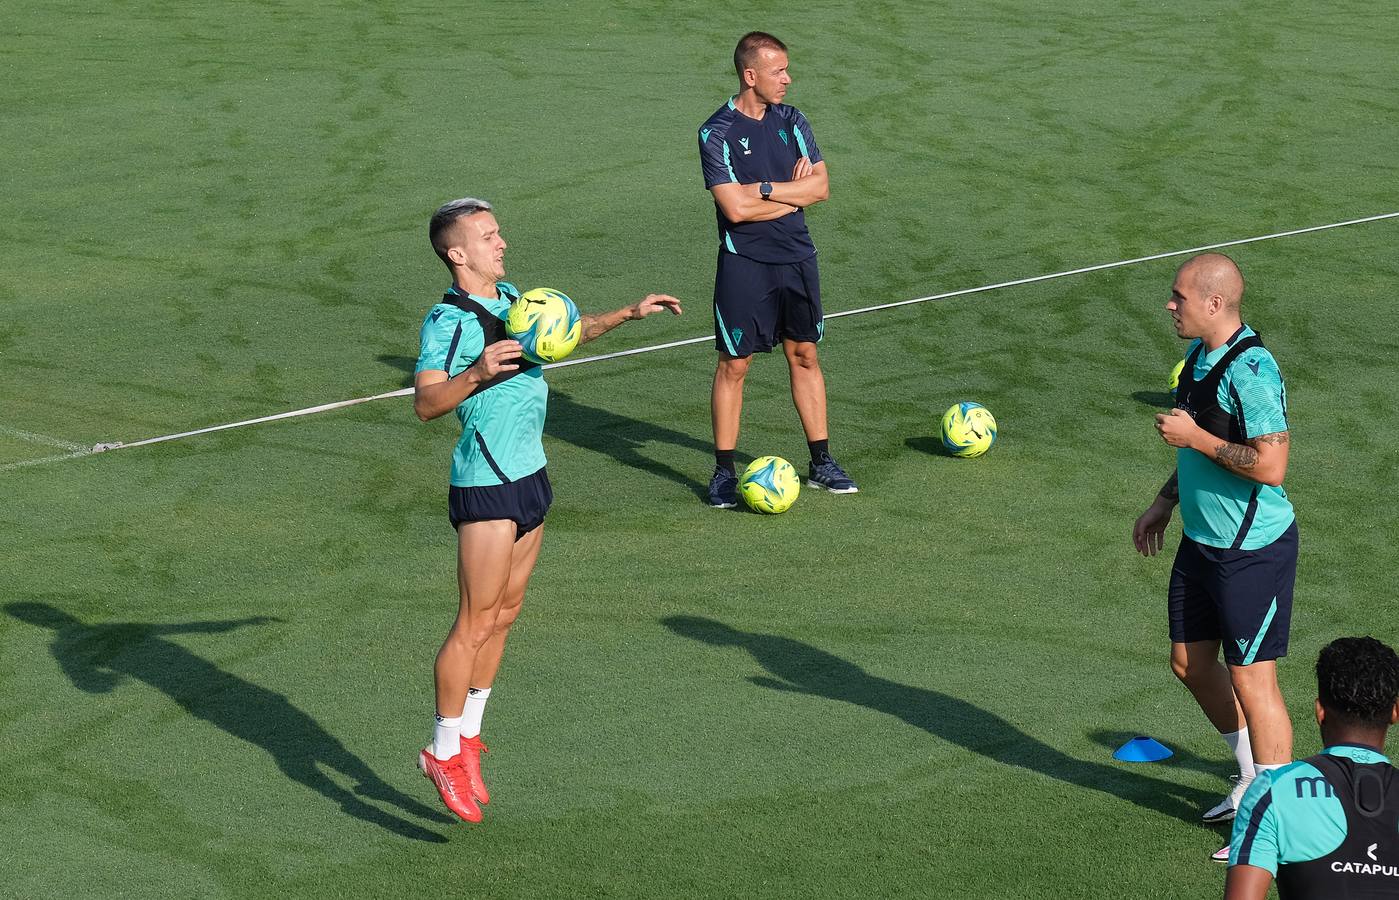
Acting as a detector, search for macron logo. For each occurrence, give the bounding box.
[430,310,444,322]
[700,128,711,143]
[1246,358,1261,375]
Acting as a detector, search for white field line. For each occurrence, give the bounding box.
[0,424,87,451]
[4,210,1395,469]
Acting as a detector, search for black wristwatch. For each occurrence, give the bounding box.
[759,181,773,201]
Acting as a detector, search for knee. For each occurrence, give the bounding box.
[1228,663,1276,696]
[493,603,523,635]
[717,357,751,382]
[786,344,820,369]
[1170,654,1193,683]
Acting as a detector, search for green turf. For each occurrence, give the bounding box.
[4,1,1399,897]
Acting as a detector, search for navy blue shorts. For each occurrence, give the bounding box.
[1168,520,1298,666]
[713,252,822,357]
[448,467,552,540]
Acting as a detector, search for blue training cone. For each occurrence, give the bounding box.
[1113,736,1174,763]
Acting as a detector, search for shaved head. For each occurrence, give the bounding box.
[1178,253,1244,311]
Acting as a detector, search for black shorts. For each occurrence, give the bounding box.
[448,467,552,541]
[1168,520,1298,666]
[713,252,822,357]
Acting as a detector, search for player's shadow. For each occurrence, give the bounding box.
[5,602,449,842]
[662,615,1214,822]
[1131,390,1175,409]
[546,390,716,499]
[377,354,418,387]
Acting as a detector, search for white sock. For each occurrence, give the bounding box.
[1256,762,1287,774]
[462,687,492,739]
[433,713,462,760]
[1222,727,1256,781]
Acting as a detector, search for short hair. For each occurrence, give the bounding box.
[734,31,787,77]
[429,197,493,265]
[1317,636,1399,729]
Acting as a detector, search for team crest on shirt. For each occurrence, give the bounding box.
[778,129,789,145]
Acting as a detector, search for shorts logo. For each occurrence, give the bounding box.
[778,129,789,145]
[1236,637,1250,653]
[731,327,744,346]
[700,127,712,143]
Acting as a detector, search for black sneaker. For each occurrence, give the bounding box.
[707,466,738,508]
[807,458,858,493]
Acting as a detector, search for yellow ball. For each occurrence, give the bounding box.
[739,455,800,514]
[1169,358,1186,397]
[941,402,997,458]
[506,288,581,364]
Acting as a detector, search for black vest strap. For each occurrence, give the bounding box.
[1174,333,1264,443]
[1275,754,1399,899]
[441,292,539,391]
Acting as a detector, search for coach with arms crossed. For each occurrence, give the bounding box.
[697,31,856,508]
[1133,253,1298,860]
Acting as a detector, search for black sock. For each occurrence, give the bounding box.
[808,439,831,465]
[715,449,736,474]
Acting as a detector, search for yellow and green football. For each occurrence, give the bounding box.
[506,288,581,364]
[739,455,800,514]
[1169,358,1186,397]
[940,401,998,458]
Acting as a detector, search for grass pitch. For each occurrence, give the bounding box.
[4,2,1399,897]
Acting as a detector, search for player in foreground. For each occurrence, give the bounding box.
[1131,253,1298,857]
[1226,636,1399,899]
[697,31,856,508]
[414,197,681,822]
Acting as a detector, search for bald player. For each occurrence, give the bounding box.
[1132,253,1298,858]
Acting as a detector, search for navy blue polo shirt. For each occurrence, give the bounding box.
[698,97,822,264]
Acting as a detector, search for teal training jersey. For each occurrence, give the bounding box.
[1229,745,1394,875]
[1177,325,1294,550]
[415,283,548,487]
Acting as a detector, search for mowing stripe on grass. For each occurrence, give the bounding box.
[8,210,1396,468]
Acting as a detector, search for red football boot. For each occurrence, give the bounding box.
[418,748,482,823]
[460,734,490,805]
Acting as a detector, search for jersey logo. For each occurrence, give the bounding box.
[700,127,712,143]
[739,136,751,154]
[1246,358,1261,375]
[778,128,789,145]
[430,310,444,322]
[1294,775,1335,799]
[1369,843,1379,862]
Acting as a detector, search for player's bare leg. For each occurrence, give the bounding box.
[712,354,751,451]
[782,339,827,442]
[1171,640,1245,732]
[784,338,856,493]
[708,354,751,507]
[450,523,544,806]
[1228,660,1293,764]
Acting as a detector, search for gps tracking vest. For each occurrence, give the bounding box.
[441,292,540,392]
[1173,332,1264,444]
[1275,754,1399,899]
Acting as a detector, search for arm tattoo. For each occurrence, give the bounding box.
[1213,442,1259,470]
[1158,471,1179,503]
[1252,431,1290,446]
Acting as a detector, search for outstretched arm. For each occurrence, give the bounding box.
[153,615,284,636]
[578,294,683,346]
